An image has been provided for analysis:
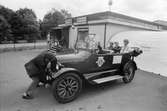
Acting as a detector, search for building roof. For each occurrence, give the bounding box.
[60,11,166,31]
[154,20,167,27]
[73,11,159,26]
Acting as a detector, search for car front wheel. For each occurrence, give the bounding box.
[122,63,135,83]
[52,73,82,103]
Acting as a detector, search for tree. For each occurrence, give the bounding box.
[60,9,72,19]
[16,8,40,42]
[0,15,11,43]
[0,5,41,43]
[41,8,66,38]
[9,13,25,42]
[0,5,14,43]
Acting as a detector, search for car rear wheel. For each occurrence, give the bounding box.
[123,63,135,83]
[52,73,82,103]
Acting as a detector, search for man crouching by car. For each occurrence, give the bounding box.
[22,52,57,99]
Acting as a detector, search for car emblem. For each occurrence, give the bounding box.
[96,57,105,67]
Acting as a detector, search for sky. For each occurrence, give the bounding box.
[0,0,167,21]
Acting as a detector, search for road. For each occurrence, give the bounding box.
[0,49,167,111]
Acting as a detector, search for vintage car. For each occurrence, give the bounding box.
[36,36,142,103]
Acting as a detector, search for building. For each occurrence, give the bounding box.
[52,11,165,49]
[154,20,167,30]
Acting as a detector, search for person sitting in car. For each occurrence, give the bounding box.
[112,42,121,53]
[23,52,58,99]
[97,42,106,54]
[108,42,114,50]
[120,39,132,53]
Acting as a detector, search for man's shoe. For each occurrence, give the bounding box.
[22,93,34,99]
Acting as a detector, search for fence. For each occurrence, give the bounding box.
[0,40,47,53]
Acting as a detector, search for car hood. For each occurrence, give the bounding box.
[56,50,91,64]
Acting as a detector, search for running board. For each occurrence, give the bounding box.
[84,69,117,79]
[93,75,123,84]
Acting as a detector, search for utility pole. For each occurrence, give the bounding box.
[108,0,113,11]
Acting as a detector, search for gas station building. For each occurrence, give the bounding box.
[52,11,166,49]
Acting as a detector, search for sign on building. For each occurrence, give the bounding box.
[65,18,73,25]
[75,16,87,25]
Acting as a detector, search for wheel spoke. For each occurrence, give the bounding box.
[58,89,66,97]
[72,84,78,89]
[68,88,73,96]
[72,86,78,91]
[65,90,70,98]
[68,79,73,86]
[62,80,67,87]
[71,81,77,86]
[58,87,65,91]
[59,83,66,88]
[66,78,72,86]
[61,89,67,98]
[71,84,78,92]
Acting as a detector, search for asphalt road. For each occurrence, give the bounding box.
[0,49,167,111]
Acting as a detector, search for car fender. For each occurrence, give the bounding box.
[52,68,82,79]
[124,60,137,70]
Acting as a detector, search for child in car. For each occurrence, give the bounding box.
[112,42,121,53]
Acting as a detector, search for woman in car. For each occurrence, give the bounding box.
[23,52,57,99]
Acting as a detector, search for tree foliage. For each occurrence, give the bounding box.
[41,8,72,38]
[0,6,14,43]
[16,8,40,42]
[0,5,72,43]
[60,9,72,19]
[0,15,11,43]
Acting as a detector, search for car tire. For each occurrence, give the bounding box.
[122,63,135,83]
[52,72,82,103]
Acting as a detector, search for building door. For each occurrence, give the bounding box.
[62,28,69,48]
[52,27,70,48]
[76,28,89,48]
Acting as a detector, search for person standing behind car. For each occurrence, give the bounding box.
[23,52,57,99]
[47,33,52,49]
[120,39,132,53]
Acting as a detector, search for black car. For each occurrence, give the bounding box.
[32,38,142,103]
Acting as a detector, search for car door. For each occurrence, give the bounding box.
[91,53,124,71]
[85,53,113,73]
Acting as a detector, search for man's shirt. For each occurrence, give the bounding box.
[120,46,132,53]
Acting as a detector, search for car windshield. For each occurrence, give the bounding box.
[76,34,97,50]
